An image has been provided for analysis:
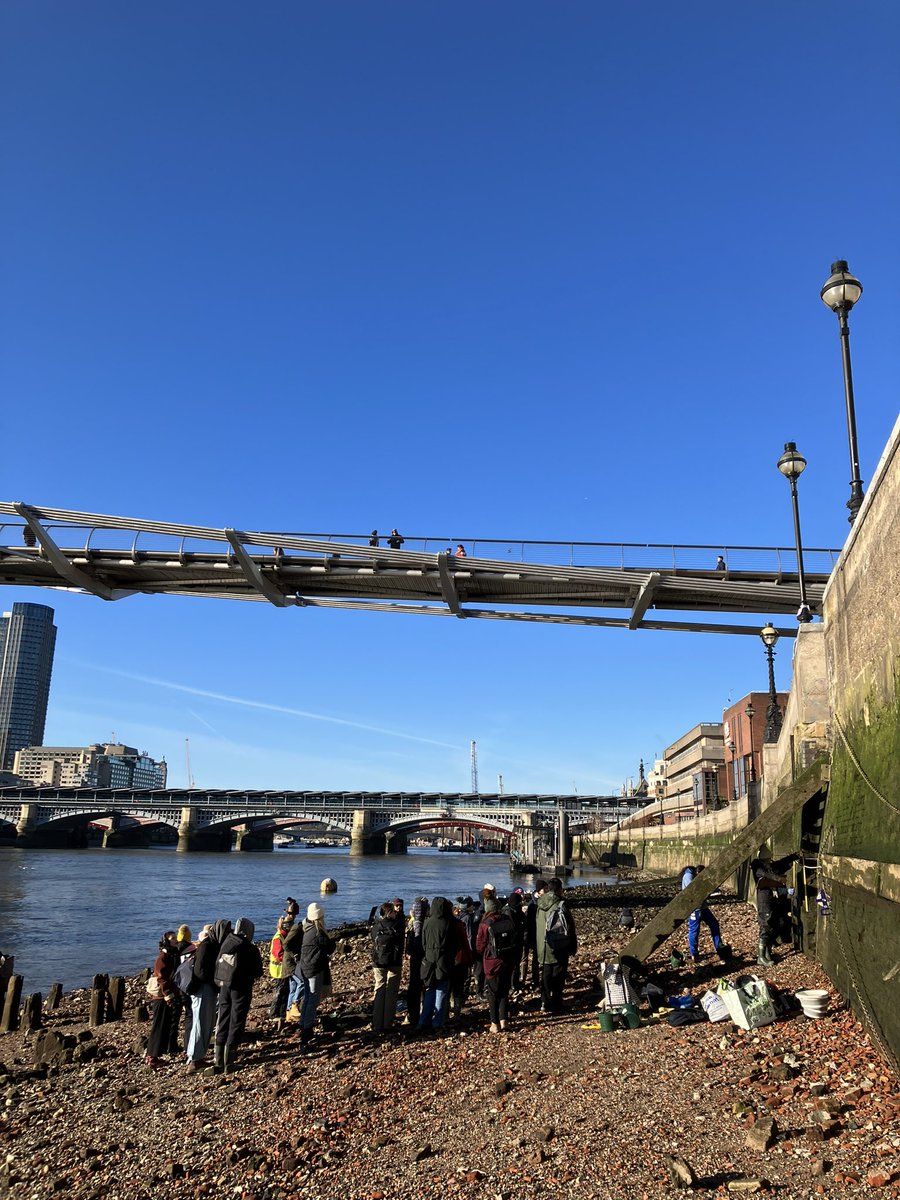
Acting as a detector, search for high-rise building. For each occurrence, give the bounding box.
[0,603,57,771]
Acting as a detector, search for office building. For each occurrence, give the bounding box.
[13,742,167,789]
[0,603,57,771]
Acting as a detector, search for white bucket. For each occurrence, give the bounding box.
[795,987,829,1018]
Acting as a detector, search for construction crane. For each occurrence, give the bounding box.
[185,738,195,789]
[470,739,479,795]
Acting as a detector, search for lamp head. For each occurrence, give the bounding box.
[760,622,779,648]
[745,702,755,720]
[777,441,807,481]
[821,259,862,312]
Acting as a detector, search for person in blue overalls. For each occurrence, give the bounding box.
[680,864,730,964]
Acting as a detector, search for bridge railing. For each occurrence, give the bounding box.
[0,514,840,577]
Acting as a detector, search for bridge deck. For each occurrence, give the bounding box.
[0,503,838,635]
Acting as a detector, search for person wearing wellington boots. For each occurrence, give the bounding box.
[212,916,263,1075]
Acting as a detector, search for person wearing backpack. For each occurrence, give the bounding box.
[298,902,336,1049]
[535,878,577,1015]
[370,900,405,1033]
[145,930,179,1069]
[212,916,263,1075]
[476,898,521,1033]
[185,921,228,1073]
[417,896,457,1032]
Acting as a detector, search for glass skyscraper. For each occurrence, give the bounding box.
[0,603,57,771]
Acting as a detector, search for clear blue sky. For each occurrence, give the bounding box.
[2,3,898,793]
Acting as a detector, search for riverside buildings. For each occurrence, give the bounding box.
[0,603,57,771]
[12,742,167,789]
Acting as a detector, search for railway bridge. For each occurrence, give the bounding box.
[0,786,637,856]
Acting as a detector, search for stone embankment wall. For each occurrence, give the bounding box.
[817,416,900,1072]
[578,414,900,1069]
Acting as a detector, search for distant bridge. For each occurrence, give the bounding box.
[0,503,839,635]
[0,785,640,855]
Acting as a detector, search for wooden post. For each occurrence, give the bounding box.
[107,976,126,1022]
[622,759,828,966]
[0,975,23,1033]
[89,973,109,1027]
[46,983,63,1011]
[22,992,43,1032]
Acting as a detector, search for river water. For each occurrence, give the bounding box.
[0,845,614,994]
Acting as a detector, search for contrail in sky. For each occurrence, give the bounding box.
[69,661,463,751]
[188,709,222,737]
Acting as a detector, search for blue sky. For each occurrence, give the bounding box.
[2,2,898,793]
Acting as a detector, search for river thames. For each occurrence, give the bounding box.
[0,844,614,994]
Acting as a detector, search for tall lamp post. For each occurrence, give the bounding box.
[728,740,738,800]
[820,260,864,523]
[760,622,782,743]
[776,441,813,623]
[745,701,756,782]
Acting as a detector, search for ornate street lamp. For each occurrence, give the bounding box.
[760,622,782,743]
[745,701,756,782]
[728,739,738,800]
[821,259,865,523]
[777,441,813,623]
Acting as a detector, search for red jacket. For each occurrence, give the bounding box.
[476,912,512,979]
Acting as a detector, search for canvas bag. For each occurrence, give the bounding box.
[717,975,777,1030]
[700,988,730,1022]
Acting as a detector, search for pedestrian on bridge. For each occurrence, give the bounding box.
[455,544,467,557]
[387,529,404,549]
[369,530,379,547]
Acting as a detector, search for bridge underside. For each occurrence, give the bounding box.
[0,503,837,634]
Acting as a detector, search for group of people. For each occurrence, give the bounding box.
[363,878,577,1036]
[368,529,469,558]
[145,878,578,1074]
[145,917,262,1074]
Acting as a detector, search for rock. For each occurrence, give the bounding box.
[494,1081,511,1097]
[867,1172,892,1188]
[745,1116,777,1153]
[413,1144,433,1162]
[464,1170,484,1183]
[166,1161,186,1178]
[665,1155,696,1189]
[726,1182,767,1194]
[535,1125,555,1143]
[112,1096,133,1114]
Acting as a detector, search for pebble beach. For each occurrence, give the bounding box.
[1,880,897,1199]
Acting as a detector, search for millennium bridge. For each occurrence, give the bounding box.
[0,503,839,635]
[0,786,640,855]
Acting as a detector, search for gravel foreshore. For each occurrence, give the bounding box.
[1,880,897,1199]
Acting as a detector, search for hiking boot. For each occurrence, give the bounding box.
[186,1061,202,1074]
[206,1043,225,1075]
[145,1055,162,1070]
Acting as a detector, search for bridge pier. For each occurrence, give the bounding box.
[102,819,152,849]
[177,806,232,852]
[517,811,536,865]
[383,830,408,855]
[554,808,572,875]
[350,810,379,856]
[235,823,274,852]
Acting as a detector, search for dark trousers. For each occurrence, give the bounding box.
[269,976,290,1018]
[485,969,512,1025]
[540,958,568,1013]
[450,963,470,1013]
[472,956,485,998]
[146,998,175,1058]
[406,955,423,1025]
[215,987,252,1047]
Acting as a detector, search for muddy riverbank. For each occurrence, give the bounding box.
[1,882,897,1199]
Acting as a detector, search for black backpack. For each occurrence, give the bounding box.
[371,921,398,968]
[487,914,519,963]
